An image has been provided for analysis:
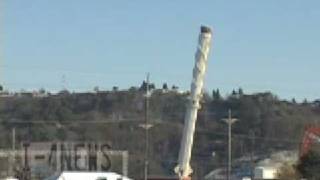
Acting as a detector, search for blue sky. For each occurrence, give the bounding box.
[2,0,320,100]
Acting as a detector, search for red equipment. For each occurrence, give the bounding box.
[300,126,320,157]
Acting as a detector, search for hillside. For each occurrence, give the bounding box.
[0,87,319,179]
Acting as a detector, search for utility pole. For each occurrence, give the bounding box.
[22,142,31,180]
[9,127,16,176]
[12,127,16,152]
[250,130,255,180]
[222,109,238,180]
[139,73,154,180]
[62,74,67,91]
[144,73,150,180]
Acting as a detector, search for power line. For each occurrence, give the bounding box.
[0,118,307,144]
[158,121,305,144]
[0,119,142,124]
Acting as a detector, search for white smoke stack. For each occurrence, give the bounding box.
[175,26,212,179]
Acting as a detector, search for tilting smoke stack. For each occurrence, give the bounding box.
[175,26,212,179]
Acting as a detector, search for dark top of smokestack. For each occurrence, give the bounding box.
[201,26,211,34]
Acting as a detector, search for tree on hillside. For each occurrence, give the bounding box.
[39,88,46,94]
[302,98,308,105]
[93,86,99,92]
[149,83,156,90]
[140,81,155,91]
[238,88,244,96]
[172,85,179,90]
[232,89,237,96]
[140,81,147,91]
[297,150,320,179]
[129,86,138,92]
[212,89,221,100]
[162,83,168,90]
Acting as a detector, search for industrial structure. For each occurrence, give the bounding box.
[300,126,320,157]
[174,26,212,180]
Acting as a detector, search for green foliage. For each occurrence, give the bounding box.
[212,89,221,101]
[162,83,168,90]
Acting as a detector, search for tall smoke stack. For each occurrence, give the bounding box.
[175,26,212,179]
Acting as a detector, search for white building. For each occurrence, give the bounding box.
[45,171,132,180]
